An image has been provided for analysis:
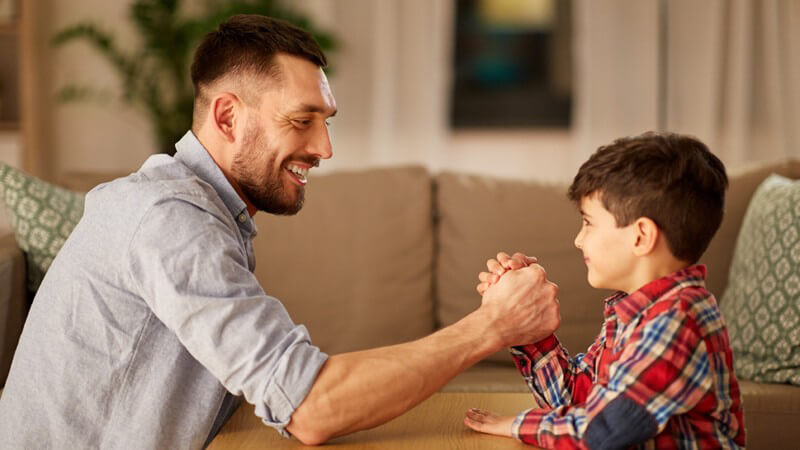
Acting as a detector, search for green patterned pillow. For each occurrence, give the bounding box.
[0,164,85,293]
[721,174,800,385]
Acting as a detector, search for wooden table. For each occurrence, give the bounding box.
[208,392,542,449]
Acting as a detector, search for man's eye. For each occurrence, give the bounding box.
[292,119,312,127]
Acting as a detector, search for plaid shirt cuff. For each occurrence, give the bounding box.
[511,334,559,376]
[511,407,548,446]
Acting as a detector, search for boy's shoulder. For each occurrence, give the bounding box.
[640,282,725,339]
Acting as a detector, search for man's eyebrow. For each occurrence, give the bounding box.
[295,103,337,117]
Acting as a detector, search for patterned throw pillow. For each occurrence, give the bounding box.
[0,164,85,293]
[721,174,800,385]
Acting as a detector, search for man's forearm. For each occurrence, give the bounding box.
[286,309,502,444]
[287,264,561,445]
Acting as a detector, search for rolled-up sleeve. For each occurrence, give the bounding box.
[127,194,327,435]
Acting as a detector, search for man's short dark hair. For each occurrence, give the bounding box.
[190,14,327,124]
[568,131,728,263]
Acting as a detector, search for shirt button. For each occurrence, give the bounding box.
[238,213,247,223]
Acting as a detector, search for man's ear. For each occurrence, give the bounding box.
[632,217,659,257]
[210,92,243,143]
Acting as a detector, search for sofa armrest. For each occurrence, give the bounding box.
[0,232,26,387]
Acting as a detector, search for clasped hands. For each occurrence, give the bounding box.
[474,251,561,347]
[476,251,539,297]
[464,252,561,439]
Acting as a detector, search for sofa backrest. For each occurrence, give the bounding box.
[435,172,605,362]
[252,166,436,355]
[435,160,800,363]
[45,159,800,362]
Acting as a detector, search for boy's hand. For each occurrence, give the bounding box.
[464,408,514,438]
[476,252,538,296]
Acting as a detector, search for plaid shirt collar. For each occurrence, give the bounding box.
[603,264,708,325]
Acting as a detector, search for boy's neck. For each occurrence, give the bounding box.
[623,257,691,294]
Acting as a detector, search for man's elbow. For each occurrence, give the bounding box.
[286,410,335,445]
[289,424,331,446]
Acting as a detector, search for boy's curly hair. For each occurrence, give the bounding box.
[568,132,728,263]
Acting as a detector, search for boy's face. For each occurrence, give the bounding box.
[574,193,638,293]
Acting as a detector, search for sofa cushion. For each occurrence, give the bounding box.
[435,172,606,363]
[721,174,800,385]
[0,164,84,293]
[737,380,800,449]
[0,232,26,387]
[701,160,800,296]
[442,362,528,392]
[252,166,435,355]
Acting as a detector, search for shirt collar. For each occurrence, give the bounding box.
[604,264,708,325]
[173,131,256,236]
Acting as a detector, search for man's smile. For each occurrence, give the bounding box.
[285,163,309,185]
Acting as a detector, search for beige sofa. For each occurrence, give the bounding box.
[1,160,799,449]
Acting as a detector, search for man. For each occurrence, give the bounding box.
[0,15,560,448]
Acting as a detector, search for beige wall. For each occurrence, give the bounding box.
[45,0,154,175]
[35,0,800,183]
[36,0,580,182]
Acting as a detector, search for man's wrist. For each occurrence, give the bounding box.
[459,306,506,355]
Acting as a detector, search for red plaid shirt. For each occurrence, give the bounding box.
[510,265,745,449]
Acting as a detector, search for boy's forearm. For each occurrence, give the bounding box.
[512,335,597,409]
[286,309,503,444]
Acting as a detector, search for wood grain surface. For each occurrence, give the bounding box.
[208,392,543,449]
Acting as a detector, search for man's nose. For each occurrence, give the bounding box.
[309,123,333,160]
[574,231,583,249]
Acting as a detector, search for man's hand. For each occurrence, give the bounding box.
[464,408,514,438]
[476,252,538,296]
[478,261,560,347]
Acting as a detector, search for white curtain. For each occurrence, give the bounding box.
[667,0,800,167]
[574,0,800,169]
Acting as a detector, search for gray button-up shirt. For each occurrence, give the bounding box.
[0,132,328,449]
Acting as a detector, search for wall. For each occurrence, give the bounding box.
[37,0,581,183]
[47,0,154,175]
[36,0,800,184]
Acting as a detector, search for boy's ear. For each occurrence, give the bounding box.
[632,217,659,256]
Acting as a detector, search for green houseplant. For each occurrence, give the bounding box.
[53,0,337,155]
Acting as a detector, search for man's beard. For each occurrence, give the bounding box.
[231,124,305,216]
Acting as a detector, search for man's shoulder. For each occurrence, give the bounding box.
[88,154,226,216]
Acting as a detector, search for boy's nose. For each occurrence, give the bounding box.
[574,232,583,250]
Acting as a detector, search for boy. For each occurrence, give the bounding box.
[465,132,746,448]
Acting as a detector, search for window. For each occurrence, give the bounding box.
[451,0,572,128]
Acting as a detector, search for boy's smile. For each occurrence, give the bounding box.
[574,193,638,293]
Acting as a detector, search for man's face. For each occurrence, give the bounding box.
[573,193,638,293]
[231,54,337,215]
